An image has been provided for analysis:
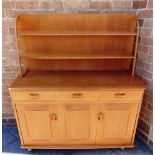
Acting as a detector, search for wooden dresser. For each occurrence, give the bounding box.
[9,14,145,150]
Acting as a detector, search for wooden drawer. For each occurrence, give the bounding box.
[99,90,142,102]
[11,91,56,101]
[56,91,98,102]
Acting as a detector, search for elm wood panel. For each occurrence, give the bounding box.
[15,104,61,145]
[96,102,139,145]
[59,102,97,144]
[16,14,137,32]
[19,35,134,55]
[25,59,131,71]
[10,71,145,89]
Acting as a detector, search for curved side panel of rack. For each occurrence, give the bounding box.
[132,21,139,76]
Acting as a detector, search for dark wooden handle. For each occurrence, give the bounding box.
[29,93,39,96]
[115,93,125,96]
[72,93,83,97]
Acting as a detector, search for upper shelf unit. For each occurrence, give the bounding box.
[16,14,139,77]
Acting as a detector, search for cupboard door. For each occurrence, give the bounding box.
[60,103,97,144]
[15,103,60,145]
[96,102,139,145]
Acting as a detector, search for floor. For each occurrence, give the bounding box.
[2,126,153,155]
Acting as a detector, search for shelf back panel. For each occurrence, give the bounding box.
[16,14,137,71]
[17,14,137,32]
[24,59,131,71]
[20,35,134,55]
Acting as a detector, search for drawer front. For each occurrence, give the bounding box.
[99,90,143,102]
[56,91,98,102]
[11,91,56,101]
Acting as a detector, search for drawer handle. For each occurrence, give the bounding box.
[97,112,104,120]
[29,93,40,96]
[72,93,83,97]
[51,113,57,121]
[115,93,125,97]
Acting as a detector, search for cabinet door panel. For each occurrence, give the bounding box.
[96,102,139,145]
[16,103,60,145]
[60,103,97,144]
[66,108,90,140]
[25,110,51,140]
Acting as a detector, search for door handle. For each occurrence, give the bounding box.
[51,113,57,120]
[97,112,104,120]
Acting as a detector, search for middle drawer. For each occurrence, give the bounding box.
[56,91,98,102]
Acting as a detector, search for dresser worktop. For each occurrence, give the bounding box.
[10,70,145,90]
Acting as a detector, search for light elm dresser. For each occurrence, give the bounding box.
[9,14,145,150]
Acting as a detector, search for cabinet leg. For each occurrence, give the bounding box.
[27,149,32,152]
[121,148,125,150]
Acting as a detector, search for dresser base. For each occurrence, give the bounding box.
[21,144,134,150]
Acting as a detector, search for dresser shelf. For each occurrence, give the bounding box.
[20,53,134,60]
[18,31,137,36]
